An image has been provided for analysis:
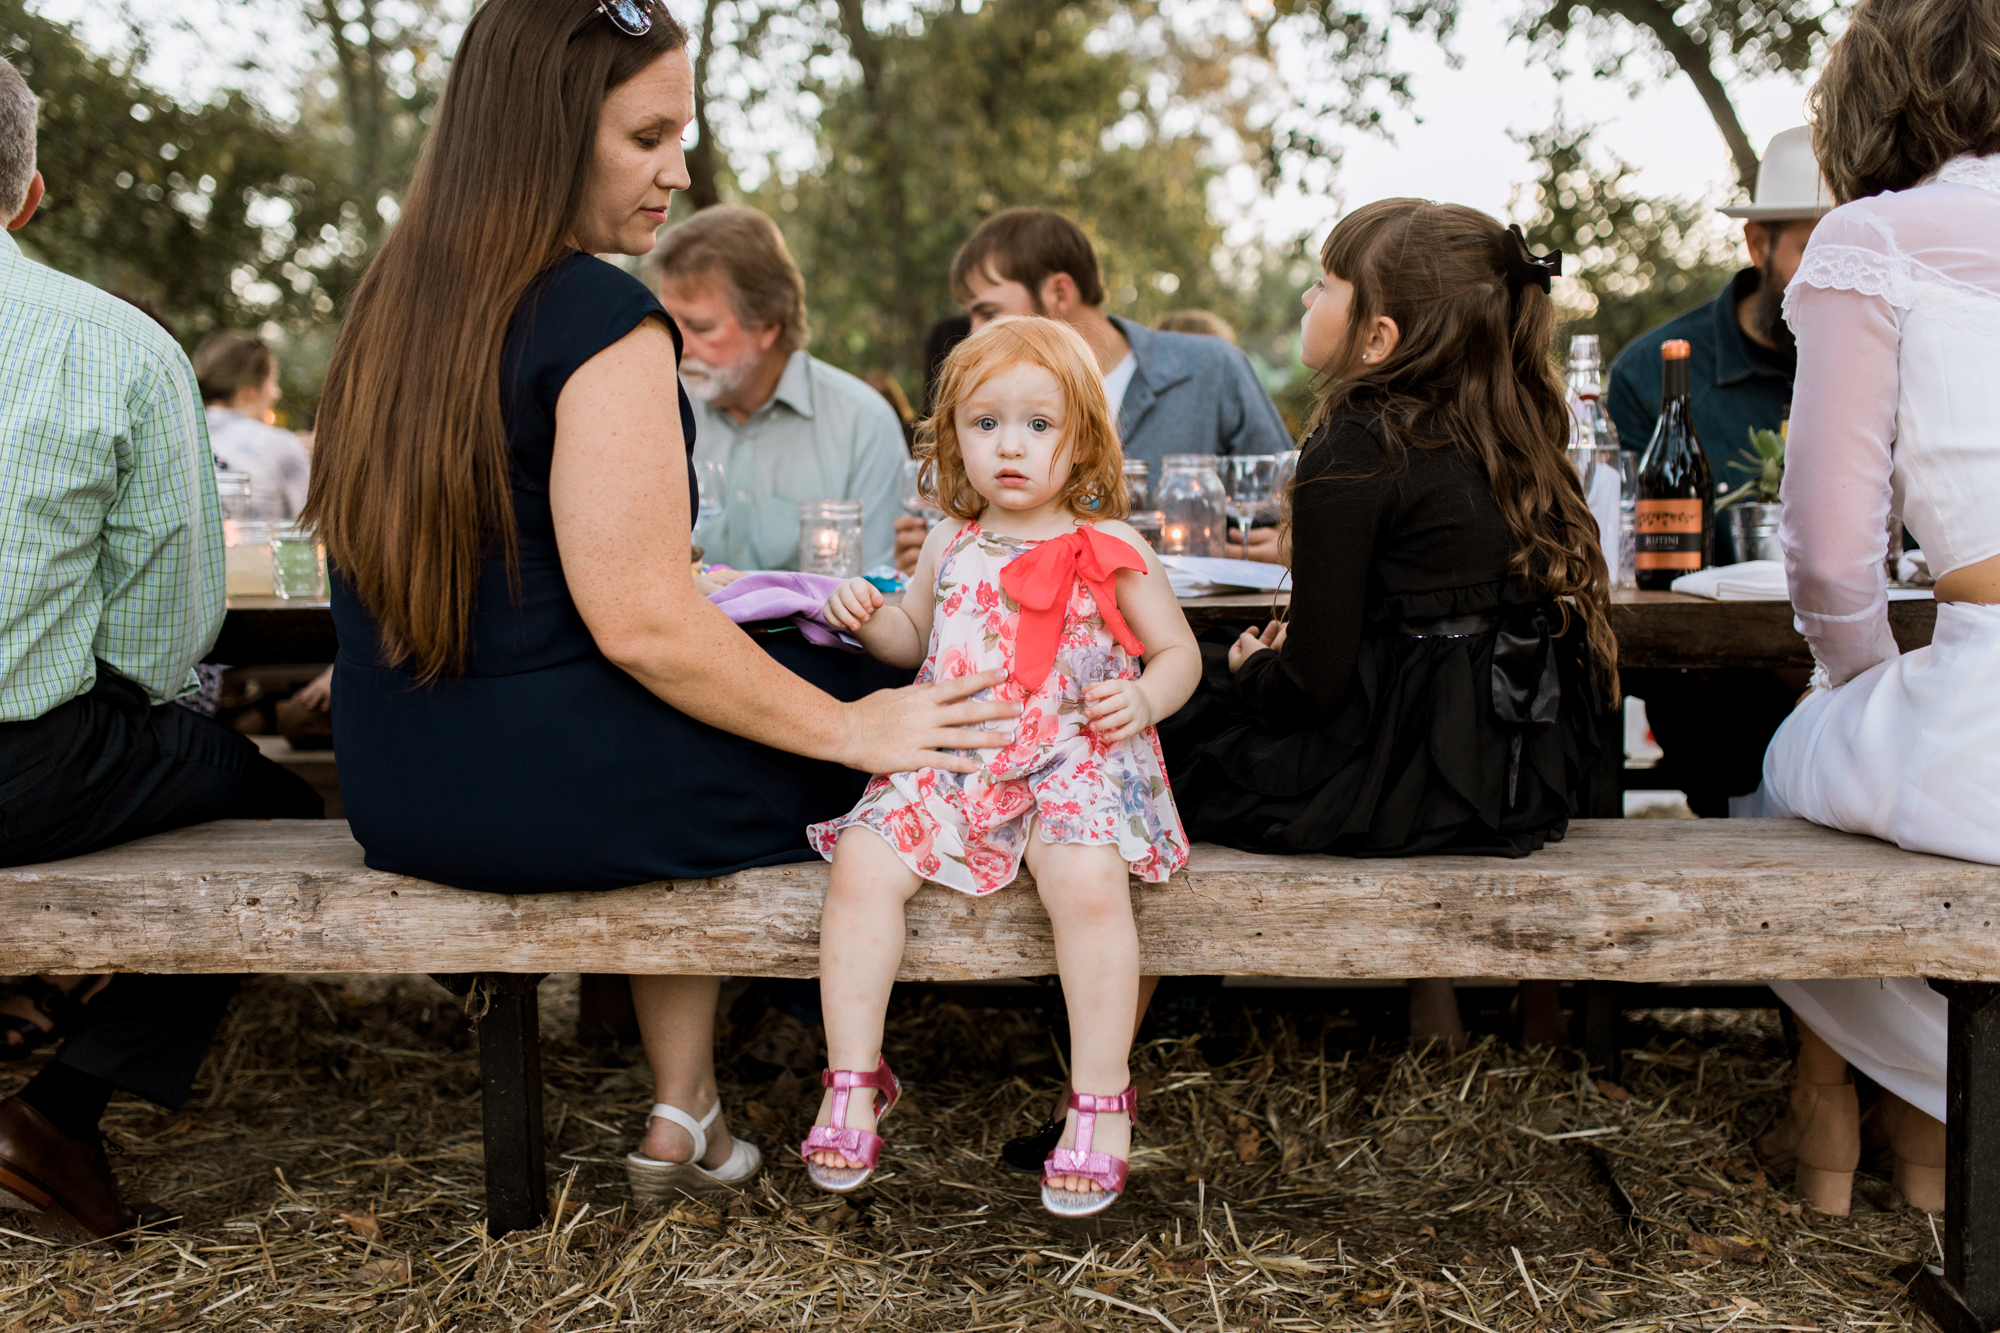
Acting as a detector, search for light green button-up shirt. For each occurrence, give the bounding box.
[0,230,224,721]
[688,350,909,572]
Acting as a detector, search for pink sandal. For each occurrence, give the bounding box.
[799,1056,902,1192]
[1041,1086,1137,1217]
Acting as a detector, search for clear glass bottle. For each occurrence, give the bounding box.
[799,499,865,578]
[1566,335,1628,588]
[1154,455,1227,557]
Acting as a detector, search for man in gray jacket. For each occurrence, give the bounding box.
[895,208,1292,569]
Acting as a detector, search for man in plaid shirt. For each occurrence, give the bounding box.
[0,55,319,1243]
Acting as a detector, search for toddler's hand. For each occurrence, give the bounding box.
[823,577,884,631]
[1082,678,1154,743]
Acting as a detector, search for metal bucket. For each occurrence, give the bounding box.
[1717,502,1783,566]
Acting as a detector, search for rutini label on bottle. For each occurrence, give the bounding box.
[1633,499,1705,570]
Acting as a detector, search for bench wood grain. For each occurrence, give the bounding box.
[5,817,1994,982]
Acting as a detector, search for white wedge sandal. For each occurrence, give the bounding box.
[625,1101,762,1201]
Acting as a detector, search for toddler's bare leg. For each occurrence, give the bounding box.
[812,827,924,1169]
[1028,834,1138,1192]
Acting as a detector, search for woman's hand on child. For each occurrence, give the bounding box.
[1227,620,1288,673]
[840,668,1020,774]
[824,577,885,631]
[1082,678,1155,743]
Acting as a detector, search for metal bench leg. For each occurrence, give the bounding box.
[477,973,549,1236]
[1581,981,1623,1085]
[1901,981,2000,1333]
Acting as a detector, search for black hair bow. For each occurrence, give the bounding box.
[1503,225,1562,297]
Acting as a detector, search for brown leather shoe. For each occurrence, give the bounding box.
[0,1096,139,1243]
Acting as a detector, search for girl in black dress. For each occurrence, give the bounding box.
[1167,199,1617,1039]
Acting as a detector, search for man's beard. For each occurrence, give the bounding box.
[1752,252,1797,360]
[680,349,759,404]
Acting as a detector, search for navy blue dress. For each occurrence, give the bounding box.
[331,252,900,893]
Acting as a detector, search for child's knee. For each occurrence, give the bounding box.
[1036,867,1132,922]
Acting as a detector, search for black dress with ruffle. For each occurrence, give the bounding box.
[1165,412,1606,859]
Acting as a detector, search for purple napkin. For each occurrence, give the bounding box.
[708,570,864,652]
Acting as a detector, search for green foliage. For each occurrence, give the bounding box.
[756,0,1228,395]
[1718,426,1786,509]
[4,3,353,344]
[1515,121,1740,366]
[1508,0,1846,187]
[7,1,451,418]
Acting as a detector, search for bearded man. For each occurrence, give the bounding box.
[647,206,906,572]
[1607,126,1828,481]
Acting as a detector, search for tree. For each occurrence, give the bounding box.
[296,0,456,250]
[4,2,351,347]
[1514,120,1739,364]
[1509,1,1845,189]
[757,0,1229,392]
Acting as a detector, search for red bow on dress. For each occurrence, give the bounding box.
[997,527,1148,692]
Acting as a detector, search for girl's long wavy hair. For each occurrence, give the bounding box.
[303,0,688,681]
[1305,198,1618,696]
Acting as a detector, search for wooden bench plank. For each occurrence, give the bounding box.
[4,818,1995,981]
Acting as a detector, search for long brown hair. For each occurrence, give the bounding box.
[920,317,1128,523]
[1306,198,1617,695]
[304,0,688,680]
[1810,0,2000,204]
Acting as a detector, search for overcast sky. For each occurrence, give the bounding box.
[37,0,1820,252]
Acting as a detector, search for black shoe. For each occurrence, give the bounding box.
[1000,1116,1064,1174]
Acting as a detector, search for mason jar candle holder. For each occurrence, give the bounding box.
[799,499,865,579]
[1155,455,1227,557]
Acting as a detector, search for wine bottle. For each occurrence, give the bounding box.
[1634,339,1713,591]
[1565,335,1625,585]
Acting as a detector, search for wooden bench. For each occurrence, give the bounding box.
[7,818,1998,1328]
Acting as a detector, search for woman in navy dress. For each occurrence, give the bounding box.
[303,0,1014,1197]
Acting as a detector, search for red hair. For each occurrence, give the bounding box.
[919,316,1129,522]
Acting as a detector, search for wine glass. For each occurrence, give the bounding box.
[695,461,726,529]
[902,458,944,523]
[1220,455,1280,554]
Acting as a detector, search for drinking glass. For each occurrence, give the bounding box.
[695,461,727,529]
[901,458,945,524]
[1122,459,1150,513]
[215,470,254,523]
[225,524,274,597]
[269,526,327,600]
[1616,450,1640,590]
[1220,455,1281,551]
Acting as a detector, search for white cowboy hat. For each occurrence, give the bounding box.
[1721,126,1834,220]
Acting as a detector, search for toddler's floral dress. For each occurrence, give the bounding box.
[808,521,1188,894]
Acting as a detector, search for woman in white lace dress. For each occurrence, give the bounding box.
[1751,0,2000,1218]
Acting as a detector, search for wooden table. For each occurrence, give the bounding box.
[214,589,1940,671]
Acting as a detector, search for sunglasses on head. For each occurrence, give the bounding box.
[572,0,657,38]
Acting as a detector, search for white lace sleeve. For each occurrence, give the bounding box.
[1780,248,1904,687]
